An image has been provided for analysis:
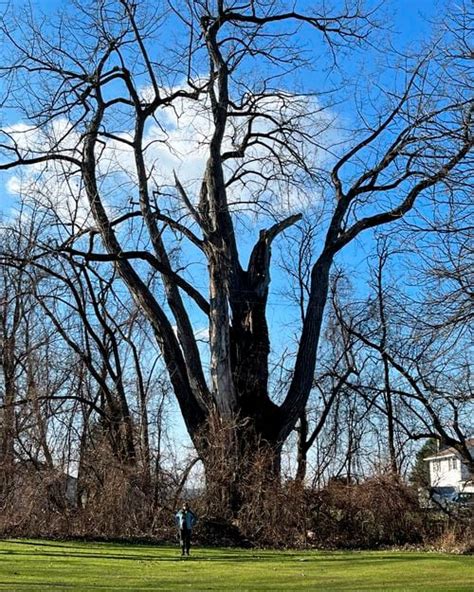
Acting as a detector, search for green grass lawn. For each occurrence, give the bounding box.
[0,539,472,591]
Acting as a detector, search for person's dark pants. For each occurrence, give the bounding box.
[180,527,191,555]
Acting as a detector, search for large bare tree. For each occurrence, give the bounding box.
[1,0,472,511]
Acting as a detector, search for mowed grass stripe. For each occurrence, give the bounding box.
[0,540,472,591]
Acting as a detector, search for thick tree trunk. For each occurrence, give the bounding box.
[279,255,333,441]
[208,249,238,417]
[200,413,282,518]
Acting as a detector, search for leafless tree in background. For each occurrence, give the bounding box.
[330,244,473,476]
[1,208,172,522]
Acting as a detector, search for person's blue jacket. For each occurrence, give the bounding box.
[175,508,197,530]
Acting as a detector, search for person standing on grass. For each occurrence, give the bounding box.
[175,502,197,556]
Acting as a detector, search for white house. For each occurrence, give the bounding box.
[424,439,474,498]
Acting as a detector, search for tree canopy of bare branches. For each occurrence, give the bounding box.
[0,0,472,513]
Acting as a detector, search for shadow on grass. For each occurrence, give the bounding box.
[1,551,178,562]
[1,541,465,565]
[0,582,119,589]
[5,540,162,552]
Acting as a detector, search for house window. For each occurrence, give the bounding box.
[434,460,441,471]
[449,458,458,470]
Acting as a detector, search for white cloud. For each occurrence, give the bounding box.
[2,84,338,234]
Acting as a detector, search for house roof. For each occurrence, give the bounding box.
[424,438,474,462]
